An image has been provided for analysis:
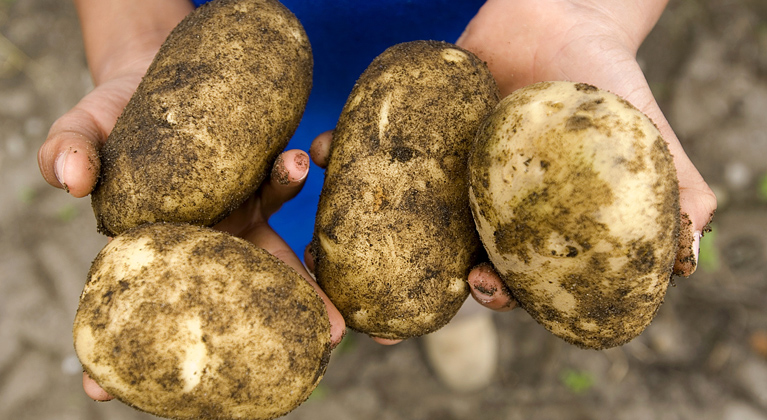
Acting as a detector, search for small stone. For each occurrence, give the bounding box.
[724,161,752,190]
[422,301,498,392]
[61,354,82,376]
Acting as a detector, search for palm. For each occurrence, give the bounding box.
[43,28,345,403]
[458,0,716,277]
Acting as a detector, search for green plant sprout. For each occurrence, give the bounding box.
[56,204,79,222]
[758,172,767,202]
[698,224,720,273]
[560,368,594,394]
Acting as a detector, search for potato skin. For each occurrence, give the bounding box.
[91,0,312,237]
[469,81,680,349]
[311,41,499,339]
[74,223,331,420]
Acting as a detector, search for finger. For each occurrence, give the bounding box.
[563,53,718,277]
[468,262,517,312]
[309,130,333,169]
[38,108,103,198]
[673,182,716,277]
[259,149,310,219]
[610,66,717,277]
[82,371,113,401]
[304,244,315,276]
[372,337,403,345]
[240,221,346,348]
[39,77,138,197]
[217,149,312,236]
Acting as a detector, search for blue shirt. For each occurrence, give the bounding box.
[193,0,486,255]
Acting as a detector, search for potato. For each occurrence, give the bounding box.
[73,223,331,420]
[91,0,312,237]
[468,81,680,349]
[311,41,499,340]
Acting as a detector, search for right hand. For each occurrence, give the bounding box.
[41,0,345,401]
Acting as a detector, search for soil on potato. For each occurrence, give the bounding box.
[2,0,767,419]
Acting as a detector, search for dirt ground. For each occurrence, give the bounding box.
[1,0,766,419]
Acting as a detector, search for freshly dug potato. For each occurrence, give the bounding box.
[91,0,312,237]
[74,223,331,420]
[469,81,680,349]
[311,41,500,340]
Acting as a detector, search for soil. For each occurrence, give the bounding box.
[1,0,766,419]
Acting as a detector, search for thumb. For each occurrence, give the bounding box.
[38,76,138,198]
[610,62,717,276]
[672,155,717,277]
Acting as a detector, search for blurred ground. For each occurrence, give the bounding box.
[1,0,766,419]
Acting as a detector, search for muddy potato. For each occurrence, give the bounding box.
[311,41,499,340]
[91,0,312,237]
[73,223,331,420]
[469,81,680,349]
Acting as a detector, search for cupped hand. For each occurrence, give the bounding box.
[457,0,717,277]
[40,2,345,401]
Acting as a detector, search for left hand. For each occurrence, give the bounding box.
[456,0,717,279]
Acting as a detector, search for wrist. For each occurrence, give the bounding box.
[73,0,194,85]
[458,0,666,96]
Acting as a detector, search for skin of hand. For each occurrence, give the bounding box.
[456,0,718,280]
[308,0,717,319]
[39,0,345,401]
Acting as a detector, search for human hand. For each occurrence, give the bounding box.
[39,0,345,401]
[456,0,717,278]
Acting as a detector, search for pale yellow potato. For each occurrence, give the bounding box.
[74,223,331,420]
[469,81,680,349]
[312,41,499,339]
[91,0,312,237]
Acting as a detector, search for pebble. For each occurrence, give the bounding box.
[60,354,82,376]
[725,161,752,190]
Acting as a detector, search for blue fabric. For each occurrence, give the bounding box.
[193,0,485,255]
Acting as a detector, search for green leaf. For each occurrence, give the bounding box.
[758,172,767,202]
[307,384,329,402]
[57,204,79,222]
[698,224,720,273]
[560,368,594,394]
[17,186,36,204]
[334,332,357,355]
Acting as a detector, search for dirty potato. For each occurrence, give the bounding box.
[91,0,312,237]
[74,223,331,420]
[469,81,680,349]
[311,41,500,340]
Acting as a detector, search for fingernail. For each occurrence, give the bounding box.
[693,231,701,266]
[470,283,496,305]
[293,152,310,182]
[55,150,69,192]
[272,155,290,185]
